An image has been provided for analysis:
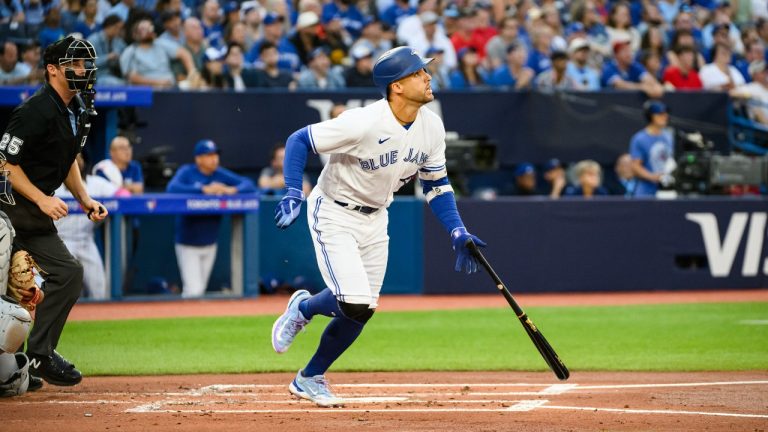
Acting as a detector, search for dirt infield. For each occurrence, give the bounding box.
[3,371,767,432]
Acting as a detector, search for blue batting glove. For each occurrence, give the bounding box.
[450,227,487,274]
[274,188,305,229]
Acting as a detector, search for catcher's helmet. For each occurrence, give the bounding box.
[43,36,98,92]
[372,46,433,97]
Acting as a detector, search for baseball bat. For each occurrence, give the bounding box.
[467,241,570,381]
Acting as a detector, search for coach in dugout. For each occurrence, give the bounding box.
[0,36,108,389]
[166,139,257,298]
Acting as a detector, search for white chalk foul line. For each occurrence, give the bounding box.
[127,408,543,414]
[198,383,564,391]
[540,405,768,419]
[574,380,768,390]
[160,399,526,406]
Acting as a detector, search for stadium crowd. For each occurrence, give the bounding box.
[0,0,766,95]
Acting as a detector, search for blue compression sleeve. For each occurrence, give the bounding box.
[283,127,313,192]
[423,177,464,233]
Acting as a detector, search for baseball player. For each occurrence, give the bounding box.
[271,46,486,407]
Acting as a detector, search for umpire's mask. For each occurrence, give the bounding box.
[0,154,13,206]
[45,36,98,92]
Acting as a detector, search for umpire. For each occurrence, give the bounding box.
[0,35,108,389]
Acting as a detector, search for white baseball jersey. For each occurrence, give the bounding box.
[309,98,448,209]
[305,99,450,306]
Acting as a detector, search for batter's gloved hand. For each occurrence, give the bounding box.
[451,227,486,274]
[274,188,305,229]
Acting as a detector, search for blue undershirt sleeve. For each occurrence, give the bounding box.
[422,177,464,233]
[283,126,313,192]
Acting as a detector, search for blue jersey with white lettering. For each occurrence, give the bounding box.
[166,164,257,245]
[629,128,674,197]
[307,99,447,208]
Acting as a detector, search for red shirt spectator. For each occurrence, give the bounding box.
[662,45,702,90]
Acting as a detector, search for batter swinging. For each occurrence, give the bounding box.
[271,46,486,407]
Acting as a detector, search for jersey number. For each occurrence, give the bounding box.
[0,134,23,155]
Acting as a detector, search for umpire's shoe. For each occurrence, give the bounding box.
[28,351,82,386]
[271,289,312,353]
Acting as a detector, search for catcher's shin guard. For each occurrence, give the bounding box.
[0,295,32,354]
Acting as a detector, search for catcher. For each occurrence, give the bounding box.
[0,36,108,391]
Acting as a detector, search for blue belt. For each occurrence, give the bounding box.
[334,200,378,214]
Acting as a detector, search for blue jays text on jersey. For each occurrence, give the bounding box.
[358,148,429,171]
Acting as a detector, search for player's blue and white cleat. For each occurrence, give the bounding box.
[271,289,312,353]
[289,370,345,407]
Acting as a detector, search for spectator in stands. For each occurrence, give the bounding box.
[181,16,207,72]
[425,46,450,90]
[89,14,127,86]
[662,45,702,90]
[73,0,99,37]
[473,4,498,55]
[322,0,365,40]
[605,153,638,196]
[666,29,705,70]
[450,46,490,89]
[200,0,224,48]
[734,40,765,82]
[0,40,30,84]
[289,11,324,66]
[157,11,183,46]
[601,40,663,97]
[245,12,300,71]
[527,24,553,76]
[731,60,768,125]
[223,43,259,90]
[399,11,456,70]
[297,47,345,89]
[0,0,24,28]
[23,0,48,35]
[450,7,486,58]
[699,42,745,90]
[512,162,539,196]
[322,13,351,65]
[629,100,675,197]
[352,18,391,61]
[254,41,296,88]
[570,0,610,60]
[541,4,566,52]
[639,25,665,63]
[39,7,66,50]
[566,37,600,90]
[701,3,743,55]
[380,0,414,28]
[485,16,521,70]
[55,154,120,300]
[107,0,134,22]
[639,49,663,81]
[564,159,608,197]
[542,158,566,198]
[535,50,578,90]
[224,21,248,51]
[258,142,312,196]
[669,6,703,49]
[241,3,262,49]
[166,139,257,298]
[396,0,440,51]
[20,42,43,84]
[606,1,640,53]
[344,43,374,87]
[93,136,145,194]
[657,0,680,26]
[120,18,198,88]
[490,42,533,89]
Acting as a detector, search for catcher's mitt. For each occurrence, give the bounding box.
[7,251,44,312]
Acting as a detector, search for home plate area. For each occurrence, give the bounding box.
[8,372,768,431]
[123,379,768,418]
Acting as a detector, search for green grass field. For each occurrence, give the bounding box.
[59,302,768,376]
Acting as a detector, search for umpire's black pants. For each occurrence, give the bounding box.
[14,232,83,357]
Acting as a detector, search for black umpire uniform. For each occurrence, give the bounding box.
[0,36,101,388]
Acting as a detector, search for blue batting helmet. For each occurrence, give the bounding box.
[372,46,433,97]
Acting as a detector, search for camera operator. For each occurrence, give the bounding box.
[629,100,676,197]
